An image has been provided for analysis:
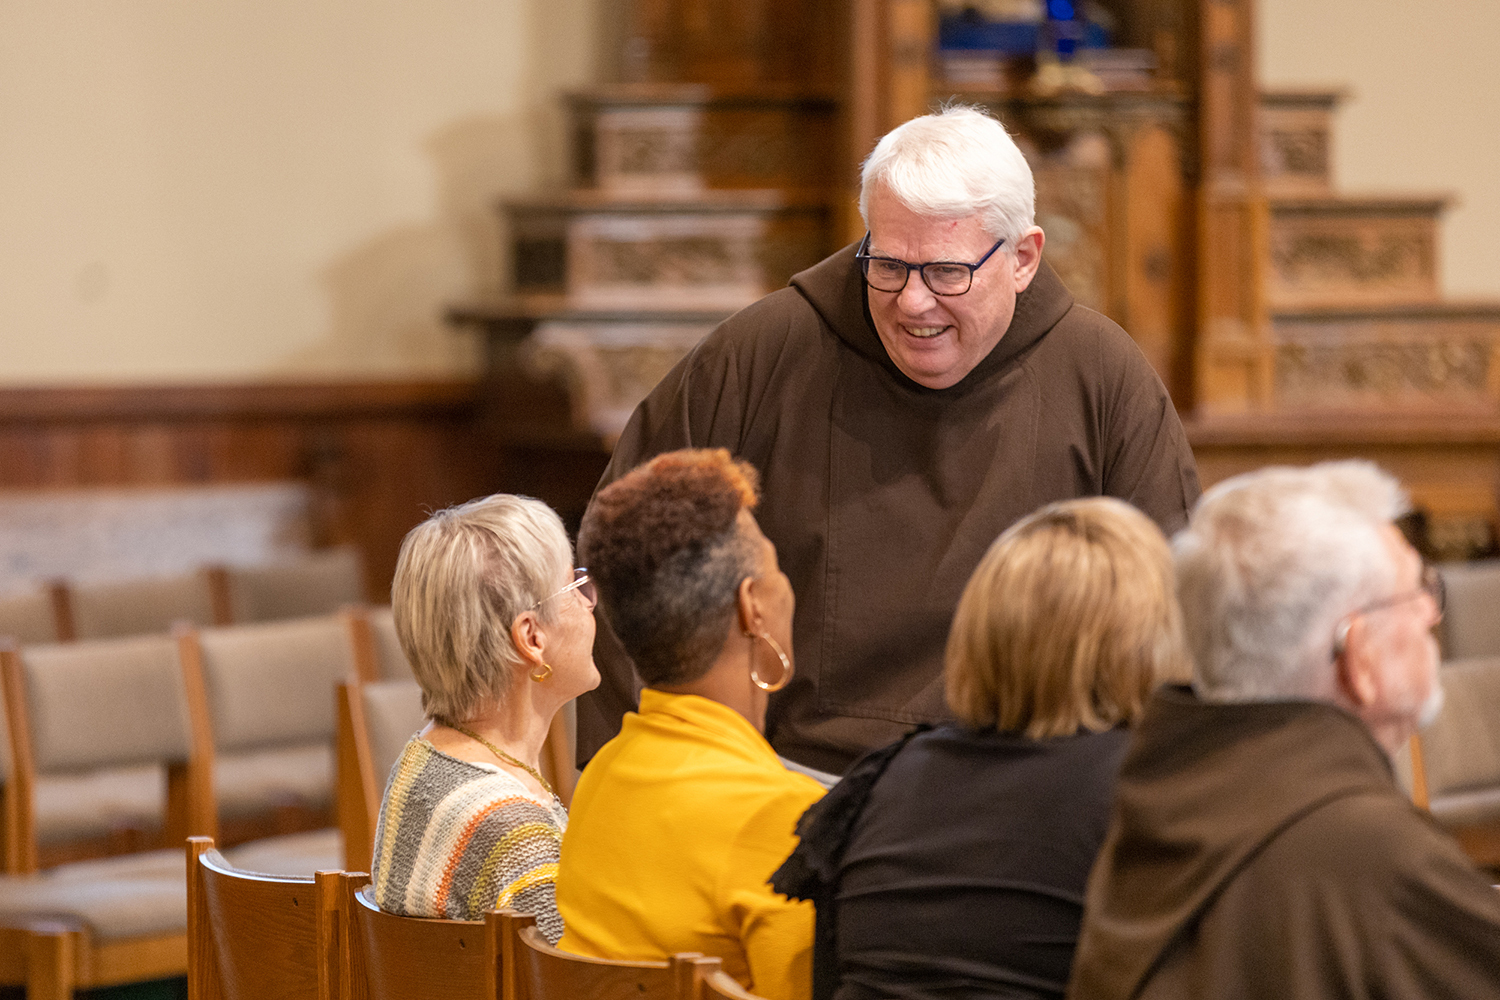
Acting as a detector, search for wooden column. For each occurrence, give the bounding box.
[1193,0,1271,414]
[843,0,934,244]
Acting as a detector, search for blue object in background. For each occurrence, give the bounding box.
[938,13,1041,55]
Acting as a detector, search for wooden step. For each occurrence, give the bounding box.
[1259,88,1344,196]
[1268,194,1446,309]
[1272,301,1500,412]
[566,84,838,196]
[503,189,829,310]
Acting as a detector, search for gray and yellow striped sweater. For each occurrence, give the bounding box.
[370,737,567,942]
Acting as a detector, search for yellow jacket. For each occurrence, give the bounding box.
[557,689,825,1000]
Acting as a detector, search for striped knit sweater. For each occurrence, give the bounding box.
[370,736,568,942]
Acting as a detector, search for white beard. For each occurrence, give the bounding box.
[1415,680,1446,731]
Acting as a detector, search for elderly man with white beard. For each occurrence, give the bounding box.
[1069,460,1500,1000]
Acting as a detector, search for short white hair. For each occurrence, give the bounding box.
[859,105,1035,250]
[1174,461,1409,703]
[392,494,572,722]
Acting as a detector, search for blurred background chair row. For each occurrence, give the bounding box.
[0,600,582,997]
[1,606,423,875]
[0,545,365,645]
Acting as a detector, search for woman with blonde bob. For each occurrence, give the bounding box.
[368,493,600,942]
[775,497,1189,1000]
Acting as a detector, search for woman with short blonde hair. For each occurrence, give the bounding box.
[370,493,600,942]
[776,497,1187,1000]
[946,497,1188,736]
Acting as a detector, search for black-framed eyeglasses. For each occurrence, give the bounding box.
[855,231,1007,296]
[529,568,597,612]
[1331,563,1444,659]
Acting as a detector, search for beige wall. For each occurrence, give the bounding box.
[1260,0,1500,299]
[3,3,1494,385]
[0,2,599,384]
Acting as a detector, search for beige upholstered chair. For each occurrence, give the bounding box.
[1,635,200,875]
[347,604,415,683]
[336,679,426,874]
[217,547,367,625]
[1437,560,1500,660]
[1410,655,1500,865]
[0,635,206,996]
[66,570,220,641]
[177,615,356,874]
[187,836,344,1000]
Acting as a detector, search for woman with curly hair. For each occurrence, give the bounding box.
[556,448,825,1000]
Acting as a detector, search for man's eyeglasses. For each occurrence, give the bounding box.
[855,231,1007,296]
[530,568,597,612]
[1331,563,1444,658]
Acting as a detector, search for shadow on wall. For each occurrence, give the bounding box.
[276,113,554,378]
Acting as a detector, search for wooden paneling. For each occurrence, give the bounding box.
[1188,413,1500,558]
[0,382,500,600]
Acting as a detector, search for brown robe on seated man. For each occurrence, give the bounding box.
[1069,461,1500,1000]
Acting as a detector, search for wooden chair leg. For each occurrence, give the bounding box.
[26,922,79,1000]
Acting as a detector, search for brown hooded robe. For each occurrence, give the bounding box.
[1069,686,1500,1000]
[576,244,1201,774]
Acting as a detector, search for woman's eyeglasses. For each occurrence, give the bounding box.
[530,568,597,611]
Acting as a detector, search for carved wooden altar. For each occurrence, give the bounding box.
[454,0,1500,554]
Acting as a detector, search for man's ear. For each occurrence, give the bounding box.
[1012,227,1045,293]
[511,611,546,667]
[1336,617,1380,708]
[735,576,759,637]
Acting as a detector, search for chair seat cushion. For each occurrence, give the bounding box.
[43,848,185,884]
[1430,787,1500,830]
[33,764,165,845]
[0,872,184,942]
[216,742,333,817]
[222,827,344,877]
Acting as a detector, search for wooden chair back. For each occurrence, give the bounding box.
[343,878,505,1000]
[186,835,343,1000]
[506,923,720,1000]
[701,969,767,1000]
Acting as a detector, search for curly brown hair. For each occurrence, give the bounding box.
[578,448,761,686]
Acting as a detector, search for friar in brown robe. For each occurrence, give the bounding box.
[576,108,1200,774]
[1070,461,1500,1000]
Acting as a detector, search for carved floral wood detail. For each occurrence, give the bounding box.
[1274,312,1500,408]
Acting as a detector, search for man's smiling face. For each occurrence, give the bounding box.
[863,185,1042,390]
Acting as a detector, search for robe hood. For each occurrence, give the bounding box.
[788,242,1076,393]
[1070,686,1398,999]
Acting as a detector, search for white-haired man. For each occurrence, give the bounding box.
[1069,461,1500,1000]
[578,106,1200,773]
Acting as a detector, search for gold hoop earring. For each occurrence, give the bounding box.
[530,662,553,682]
[744,630,792,692]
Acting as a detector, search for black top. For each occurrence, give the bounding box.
[778,723,1130,1000]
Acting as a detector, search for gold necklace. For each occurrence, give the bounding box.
[447,722,555,798]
